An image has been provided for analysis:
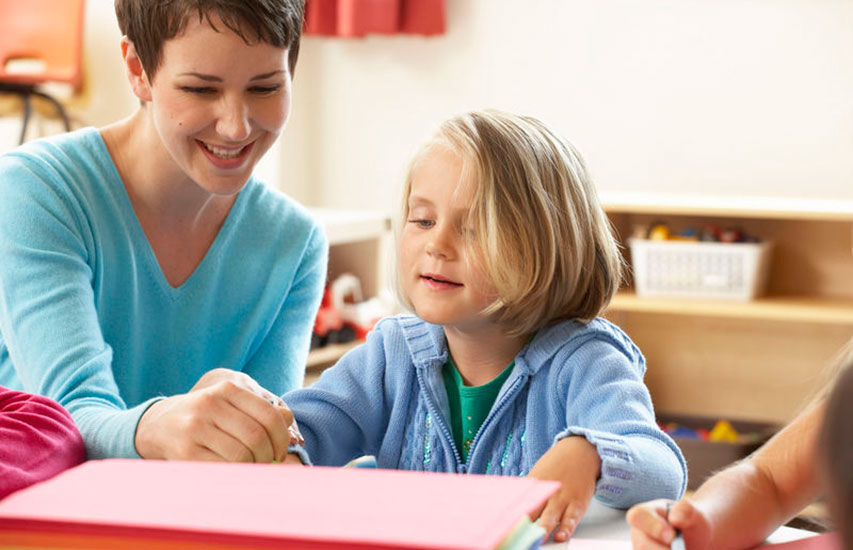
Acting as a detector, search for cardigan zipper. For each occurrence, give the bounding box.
[416,368,465,473]
[465,374,525,471]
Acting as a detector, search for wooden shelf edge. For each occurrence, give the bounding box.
[600,192,853,221]
[306,340,363,369]
[607,292,853,324]
[309,208,392,246]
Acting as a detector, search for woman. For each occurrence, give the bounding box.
[0,0,325,463]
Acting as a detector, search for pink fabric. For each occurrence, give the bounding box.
[305,0,445,37]
[0,387,85,499]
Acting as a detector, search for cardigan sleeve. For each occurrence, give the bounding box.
[553,336,687,508]
[283,322,394,466]
[0,386,85,499]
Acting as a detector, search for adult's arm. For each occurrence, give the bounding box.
[0,387,85,499]
[241,225,328,393]
[0,153,151,459]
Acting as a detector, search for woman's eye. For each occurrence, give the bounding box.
[249,85,281,95]
[181,86,216,95]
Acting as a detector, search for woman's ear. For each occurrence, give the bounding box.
[121,36,152,102]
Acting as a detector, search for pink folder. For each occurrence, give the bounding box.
[0,459,559,550]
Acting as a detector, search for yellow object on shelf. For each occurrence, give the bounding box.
[709,419,740,442]
[648,223,670,240]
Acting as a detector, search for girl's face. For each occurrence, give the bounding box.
[400,147,499,332]
[138,14,291,195]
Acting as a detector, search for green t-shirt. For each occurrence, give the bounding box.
[442,357,515,462]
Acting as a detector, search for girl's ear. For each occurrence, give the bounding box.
[121,36,153,102]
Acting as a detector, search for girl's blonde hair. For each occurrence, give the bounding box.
[397,109,623,337]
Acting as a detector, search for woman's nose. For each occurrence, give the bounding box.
[216,96,251,141]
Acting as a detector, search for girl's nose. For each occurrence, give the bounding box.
[216,96,251,141]
[425,225,455,259]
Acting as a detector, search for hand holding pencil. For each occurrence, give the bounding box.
[627,498,712,550]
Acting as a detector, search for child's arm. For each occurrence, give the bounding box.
[282,322,397,466]
[0,387,85,498]
[528,435,601,542]
[551,335,687,508]
[626,400,823,550]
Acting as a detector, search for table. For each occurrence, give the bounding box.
[542,500,819,548]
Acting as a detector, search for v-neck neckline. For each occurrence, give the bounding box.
[93,129,249,297]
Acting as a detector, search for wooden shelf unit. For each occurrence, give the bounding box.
[601,193,853,425]
[304,208,391,385]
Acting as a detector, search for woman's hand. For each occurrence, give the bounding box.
[134,369,302,462]
[528,435,601,542]
[627,499,712,550]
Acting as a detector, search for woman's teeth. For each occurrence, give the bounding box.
[204,143,245,159]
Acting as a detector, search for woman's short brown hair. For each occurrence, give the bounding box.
[397,110,624,337]
[114,0,304,80]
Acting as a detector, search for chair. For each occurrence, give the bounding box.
[0,0,85,144]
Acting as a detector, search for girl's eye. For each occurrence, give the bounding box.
[249,85,281,95]
[407,219,435,229]
[180,86,216,95]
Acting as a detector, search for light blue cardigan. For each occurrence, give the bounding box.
[285,315,687,509]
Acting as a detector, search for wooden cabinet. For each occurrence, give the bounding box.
[601,193,853,424]
[303,208,392,385]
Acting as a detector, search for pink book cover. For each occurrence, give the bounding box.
[0,459,559,550]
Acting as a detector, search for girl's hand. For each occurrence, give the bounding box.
[134,369,302,462]
[528,435,601,542]
[627,499,712,550]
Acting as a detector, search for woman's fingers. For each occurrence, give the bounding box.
[275,404,304,446]
[136,378,296,462]
[213,382,294,462]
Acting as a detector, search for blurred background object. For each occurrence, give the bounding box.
[0,0,85,144]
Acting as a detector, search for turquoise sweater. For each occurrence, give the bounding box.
[0,128,327,460]
[285,315,687,509]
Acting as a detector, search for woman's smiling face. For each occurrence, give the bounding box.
[141,13,291,195]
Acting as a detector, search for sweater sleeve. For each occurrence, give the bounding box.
[0,386,85,499]
[283,323,393,466]
[553,337,687,508]
[0,153,154,460]
[242,225,328,393]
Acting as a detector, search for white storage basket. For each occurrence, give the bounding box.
[628,238,773,301]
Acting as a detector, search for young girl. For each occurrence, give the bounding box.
[627,340,853,550]
[283,110,686,542]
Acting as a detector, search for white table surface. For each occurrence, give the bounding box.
[542,500,819,548]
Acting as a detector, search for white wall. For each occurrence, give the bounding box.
[5,0,852,212]
[280,0,853,214]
